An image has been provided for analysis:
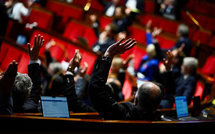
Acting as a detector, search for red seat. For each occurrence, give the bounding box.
[144,0,155,13]
[128,26,146,45]
[63,21,86,42]
[156,36,175,49]
[50,42,68,62]
[99,16,113,29]
[45,0,64,15]
[122,75,133,100]
[90,0,104,12]
[0,42,10,65]
[131,46,146,70]
[192,30,211,45]
[194,3,213,16]
[141,14,159,27]
[72,0,88,7]
[209,35,215,48]
[158,19,178,34]
[27,8,53,30]
[200,55,215,76]
[206,18,215,32]
[190,81,204,105]
[81,52,97,75]
[82,28,98,47]
[0,47,22,71]
[18,53,30,74]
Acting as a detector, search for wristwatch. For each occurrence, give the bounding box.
[102,56,112,63]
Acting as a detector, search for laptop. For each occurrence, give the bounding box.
[41,96,70,118]
[175,96,198,121]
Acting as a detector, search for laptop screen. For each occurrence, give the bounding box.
[41,96,70,118]
[175,96,189,118]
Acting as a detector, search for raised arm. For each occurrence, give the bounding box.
[63,50,96,112]
[89,38,136,119]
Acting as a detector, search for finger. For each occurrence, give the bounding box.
[33,35,37,47]
[120,38,132,46]
[37,34,41,44]
[41,39,45,48]
[27,43,31,54]
[115,38,125,46]
[123,39,135,48]
[39,36,43,45]
[125,41,136,50]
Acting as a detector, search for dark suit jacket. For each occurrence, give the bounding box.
[89,59,160,120]
[15,63,41,113]
[172,37,192,56]
[62,74,96,112]
[98,0,115,14]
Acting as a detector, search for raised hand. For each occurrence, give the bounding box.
[0,60,18,95]
[104,38,137,59]
[79,62,88,77]
[163,50,173,71]
[27,34,44,61]
[152,27,162,37]
[67,49,82,73]
[122,54,134,69]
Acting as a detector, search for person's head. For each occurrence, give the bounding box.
[164,0,175,5]
[177,24,189,38]
[134,82,163,113]
[104,23,118,37]
[181,57,198,75]
[110,57,123,74]
[48,62,62,75]
[146,44,156,59]
[112,0,120,6]
[12,73,33,108]
[114,6,125,19]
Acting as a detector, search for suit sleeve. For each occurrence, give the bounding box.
[63,74,96,112]
[89,59,128,119]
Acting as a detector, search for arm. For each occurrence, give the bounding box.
[63,50,96,112]
[0,61,18,115]
[89,38,136,119]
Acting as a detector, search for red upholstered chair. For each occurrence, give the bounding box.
[200,55,215,76]
[45,0,64,15]
[206,18,215,32]
[158,19,178,34]
[194,3,213,16]
[63,21,86,42]
[128,26,146,45]
[156,36,175,49]
[81,52,97,75]
[82,28,98,47]
[90,0,104,11]
[72,0,88,7]
[27,8,53,30]
[144,0,155,13]
[99,16,113,29]
[18,53,30,74]
[192,30,211,45]
[131,46,146,70]
[209,35,215,48]
[49,42,67,62]
[141,14,159,27]
[0,47,22,71]
[0,42,10,65]
[122,74,133,100]
[60,4,83,21]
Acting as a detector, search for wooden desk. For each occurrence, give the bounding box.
[0,114,214,134]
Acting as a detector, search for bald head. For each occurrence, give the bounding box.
[135,82,163,112]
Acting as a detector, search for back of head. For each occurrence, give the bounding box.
[12,73,33,109]
[136,82,163,113]
[146,44,156,59]
[48,62,62,75]
[183,57,198,75]
[177,24,189,38]
[108,23,118,36]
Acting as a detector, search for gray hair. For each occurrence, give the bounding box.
[12,73,33,107]
[178,24,189,37]
[48,62,62,74]
[183,57,198,74]
[136,82,163,112]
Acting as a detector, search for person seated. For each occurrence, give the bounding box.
[0,34,44,114]
[98,0,121,17]
[136,44,160,83]
[90,15,118,55]
[89,38,164,120]
[160,51,198,108]
[4,0,34,22]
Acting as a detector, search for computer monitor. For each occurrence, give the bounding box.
[175,96,189,118]
[41,96,70,118]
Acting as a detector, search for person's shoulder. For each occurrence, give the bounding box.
[149,59,159,65]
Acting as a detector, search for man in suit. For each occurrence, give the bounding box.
[159,51,198,108]
[89,38,163,120]
[0,34,44,114]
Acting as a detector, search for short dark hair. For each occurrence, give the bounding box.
[108,23,118,35]
[137,82,163,112]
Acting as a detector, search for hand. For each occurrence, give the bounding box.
[27,34,44,61]
[27,0,34,7]
[67,49,82,73]
[45,39,56,50]
[146,20,152,30]
[79,62,88,77]
[163,50,173,71]
[152,27,162,37]
[122,54,134,69]
[0,60,18,95]
[90,14,97,22]
[104,38,137,59]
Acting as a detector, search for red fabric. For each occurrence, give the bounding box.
[128,26,146,44]
[156,36,175,49]
[190,81,204,105]
[158,19,178,34]
[18,53,30,74]
[122,75,133,100]
[82,28,98,47]
[0,42,10,65]
[209,35,215,48]
[27,9,53,29]
[144,0,155,13]
[192,30,211,45]
[141,14,159,27]
[132,46,146,70]
[201,56,215,76]
[45,0,64,15]
[99,16,113,29]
